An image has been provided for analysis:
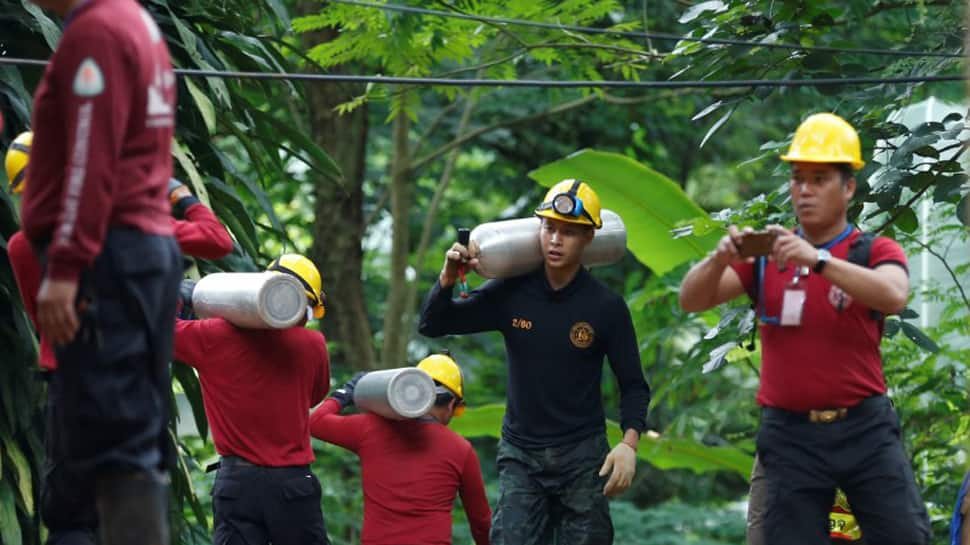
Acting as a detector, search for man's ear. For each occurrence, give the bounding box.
[845,177,857,201]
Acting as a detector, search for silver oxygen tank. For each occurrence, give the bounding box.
[192,272,307,329]
[469,209,627,279]
[353,368,437,420]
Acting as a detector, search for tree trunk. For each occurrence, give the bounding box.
[381,106,412,367]
[297,10,376,370]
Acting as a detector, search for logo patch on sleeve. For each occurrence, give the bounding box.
[73,58,104,97]
[569,322,595,348]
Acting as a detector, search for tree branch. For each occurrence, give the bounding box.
[412,94,598,172]
[411,100,460,160]
[898,230,970,314]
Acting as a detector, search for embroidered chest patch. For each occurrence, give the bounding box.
[570,322,595,348]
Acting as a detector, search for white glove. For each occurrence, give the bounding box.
[599,442,636,497]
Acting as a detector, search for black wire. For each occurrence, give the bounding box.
[0,57,962,88]
[328,0,963,59]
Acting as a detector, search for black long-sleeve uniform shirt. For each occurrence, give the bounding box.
[419,266,650,449]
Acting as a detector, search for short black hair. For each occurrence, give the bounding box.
[836,163,854,183]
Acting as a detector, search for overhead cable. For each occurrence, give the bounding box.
[327,0,963,59]
[0,57,962,88]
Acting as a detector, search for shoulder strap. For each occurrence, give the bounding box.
[847,232,882,321]
[746,257,764,350]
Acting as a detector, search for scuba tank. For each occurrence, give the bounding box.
[192,272,307,329]
[469,209,627,279]
[353,368,437,419]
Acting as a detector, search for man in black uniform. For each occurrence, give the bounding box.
[419,179,650,545]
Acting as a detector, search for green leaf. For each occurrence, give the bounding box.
[451,405,753,478]
[171,141,212,207]
[699,107,736,149]
[0,481,21,545]
[529,150,721,275]
[20,0,61,50]
[703,341,737,374]
[0,434,34,516]
[893,207,919,233]
[184,78,216,134]
[678,1,728,23]
[899,321,940,353]
[172,362,208,440]
[246,108,343,184]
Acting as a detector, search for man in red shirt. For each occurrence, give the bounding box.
[20,1,182,544]
[310,352,491,545]
[6,132,233,371]
[174,254,332,545]
[5,131,233,545]
[679,113,930,545]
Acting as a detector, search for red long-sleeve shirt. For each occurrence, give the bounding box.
[21,0,177,282]
[310,399,491,545]
[174,317,330,466]
[7,203,232,371]
[175,203,234,260]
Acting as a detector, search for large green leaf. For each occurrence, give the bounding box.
[452,404,753,478]
[0,481,21,545]
[172,362,208,440]
[529,150,721,275]
[0,433,34,515]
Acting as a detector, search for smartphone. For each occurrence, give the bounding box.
[738,231,776,257]
[457,228,470,247]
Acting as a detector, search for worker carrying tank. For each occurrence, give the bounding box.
[310,352,491,545]
[419,180,650,545]
[175,254,332,545]
[4,130,234,545]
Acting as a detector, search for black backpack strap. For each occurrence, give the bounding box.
[847,232,882,321]
[746,256,764,350]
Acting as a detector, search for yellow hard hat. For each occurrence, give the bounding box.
[5,131,32,194]
[417,353,465,417]
[267,254,326,319]
[780,113,864,170]
[534,179,603,229]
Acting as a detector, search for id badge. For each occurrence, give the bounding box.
[780,286,806,326]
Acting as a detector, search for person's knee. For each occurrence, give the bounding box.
[96,469,170,545]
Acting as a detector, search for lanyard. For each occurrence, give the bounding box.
[757,224,854,325]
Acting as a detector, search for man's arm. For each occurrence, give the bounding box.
[679,227,750,312]
[308,399,366,453]
[600,298,649,497]
[418,241,503,337]
[771,230,908,315]
[169,179,234,260]
[173,318,218,371]
[458,446,492,545]
[36,28,135,345]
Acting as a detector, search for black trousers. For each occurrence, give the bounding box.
[212,456,330,545]
[757,395,931,545]
[490,433,613,545]
[41,229,181,544]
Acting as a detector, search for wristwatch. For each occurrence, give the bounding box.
[813,248,832,273]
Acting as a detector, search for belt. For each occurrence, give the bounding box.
[763,395,888,425]
[208,455,310,472]
[809,408,848,423]
[206,455,258,473]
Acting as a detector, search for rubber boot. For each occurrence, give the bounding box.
[95,470,170,545]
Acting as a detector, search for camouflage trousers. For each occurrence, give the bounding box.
[491,433,613,545]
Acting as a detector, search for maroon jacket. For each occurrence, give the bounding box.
[22,0,177,282]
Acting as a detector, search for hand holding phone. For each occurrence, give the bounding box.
[738,230,777,258]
